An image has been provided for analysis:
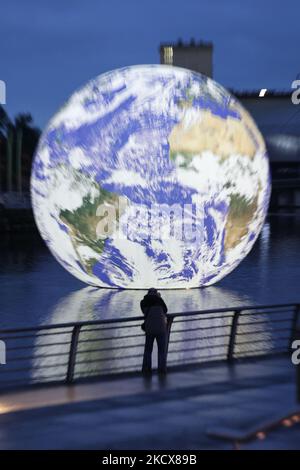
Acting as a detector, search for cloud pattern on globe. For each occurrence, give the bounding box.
[31,65,270,289]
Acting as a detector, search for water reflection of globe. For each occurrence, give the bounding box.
[31,65,270,289]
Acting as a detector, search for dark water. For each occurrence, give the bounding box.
[0,214,300,329]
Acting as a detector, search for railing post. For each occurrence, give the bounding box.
[227,310,241,363]
[290,304,300,349]
[66,325,81,384]
[165,316,174,366]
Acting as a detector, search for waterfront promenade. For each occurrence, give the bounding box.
[0,355,299,450]
[0,302,299,449]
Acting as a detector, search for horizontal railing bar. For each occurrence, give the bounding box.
[168,303,297,317]
[0,317,145,334]
[8,340,246,360]
[173,310,293,323]
[78,343,228,357]
[75,365,140,376]
[168,353,226,363]
[2,313,291,340]
[80,324,142,333]
[0,374,67,386]
[257,327,291,334]
[239,309,294,317]
[79,322,230,343]
[7,351,70,362]
[75,354,142,364]
[237,327,291,336]
[31,363,68,369]
[169,333,231,343]
[75,338,289,357]
[78,333,145,343]
[27,374,67,382]
[235,346,288,355]
[171,325,231,334]
[0,368,34,375]
[234,351,287,359]
[0,331,72,341]
[0,334,36,341]
[6,342,71,352]
[238,320,292,327]
[235,336,290,346]
[0,334,40,341]
[242,306,294,312]
[0,362,68,374]
[236,328,291,340]
[169,345,227,353]
[79,332,142,339]
[0,303,297,335]
[77,344,145,354]
[173,315,233,323]
[32,331,73,337]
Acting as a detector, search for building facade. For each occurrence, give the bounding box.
[160,39,213,77]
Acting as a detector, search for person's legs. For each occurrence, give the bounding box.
[142,334,155,373]
[156,333,167,373]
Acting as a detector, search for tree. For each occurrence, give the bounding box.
[0,105,11,138]
[0,108,40,192]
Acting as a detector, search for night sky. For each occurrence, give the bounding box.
[1,0,299,128]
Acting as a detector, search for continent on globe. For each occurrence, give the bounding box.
[31,65,270,289]
[60,183,121,275]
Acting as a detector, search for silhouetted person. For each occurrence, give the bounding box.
[141,288,168,375]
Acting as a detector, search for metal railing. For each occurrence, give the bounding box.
[0,303,299,391]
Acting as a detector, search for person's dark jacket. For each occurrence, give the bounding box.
[140,294,168,335]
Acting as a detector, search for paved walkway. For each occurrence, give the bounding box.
[0,356,299,449]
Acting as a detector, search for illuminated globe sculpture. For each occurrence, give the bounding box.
[31,65,270,289]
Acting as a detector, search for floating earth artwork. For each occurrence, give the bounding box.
[31,65,270,289]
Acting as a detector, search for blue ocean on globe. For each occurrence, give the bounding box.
[31,65,270,288]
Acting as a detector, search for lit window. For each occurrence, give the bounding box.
[164,47,173,65]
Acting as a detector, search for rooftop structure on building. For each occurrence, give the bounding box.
[160,38,213,77]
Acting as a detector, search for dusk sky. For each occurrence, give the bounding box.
[1,0,299,128]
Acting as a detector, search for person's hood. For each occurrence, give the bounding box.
[143,293,158,300]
